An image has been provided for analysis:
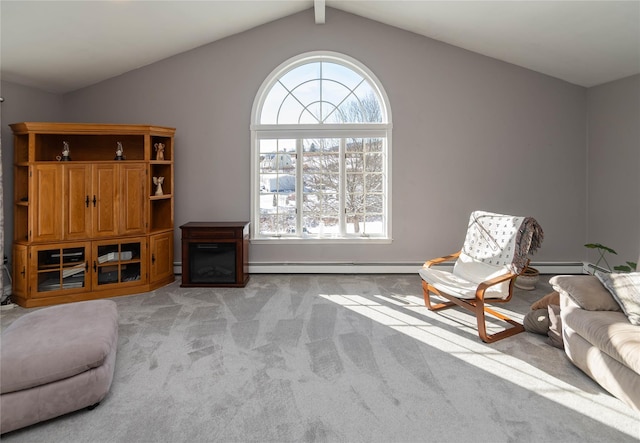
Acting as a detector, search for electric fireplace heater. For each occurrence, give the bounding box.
[180,222,249,287]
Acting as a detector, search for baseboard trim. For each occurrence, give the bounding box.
[174,261,586,275]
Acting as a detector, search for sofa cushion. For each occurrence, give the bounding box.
[0,300,119,395]
[563,308,640,375]
[550,275,621,311]
[562,325,640,412]
[596,272,640,326]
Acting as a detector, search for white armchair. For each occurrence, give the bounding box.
[419,210,544,343]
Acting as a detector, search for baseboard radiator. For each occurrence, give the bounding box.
[174,261,586,275]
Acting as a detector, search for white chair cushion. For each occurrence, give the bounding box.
[419,252,511,300]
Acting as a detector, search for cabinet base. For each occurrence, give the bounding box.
[11,275,177,308]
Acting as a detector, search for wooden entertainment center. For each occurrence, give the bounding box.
[10,122,176,307]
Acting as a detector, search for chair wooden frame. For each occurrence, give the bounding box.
[421,251,525,343]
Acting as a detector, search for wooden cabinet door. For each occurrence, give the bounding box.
[12,244,28,298]
[30,242,89,298]
[119,163,146,235]
[91,237,147,292]
[149,231,174,284]
[64,164,92,240]
[32,164,63,242]
[92,164,119,238]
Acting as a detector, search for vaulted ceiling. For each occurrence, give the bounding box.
[2,1,639,94]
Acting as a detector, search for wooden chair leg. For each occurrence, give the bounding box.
[422,280,524,343]
[422,280,456,311]
[474,298,524,343]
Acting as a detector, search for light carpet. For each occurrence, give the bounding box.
[1,274,638,442]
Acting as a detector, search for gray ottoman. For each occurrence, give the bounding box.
[1,300,118,434]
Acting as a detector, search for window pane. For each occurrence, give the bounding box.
[322,62,364,90]
[279,62,320,90]
[365,153,384,172]
[365,173,383,193]
[364,215,384,234]
[320,215,340,235]
[259,139,295,172]
[346,139,364,152]
[366,137,384,152]
[365,194,383,214]
[346,214,364,234]
[346,173,364,193]
[299,105,320,124]
[321,80,353,122]
[259,207,296,236]
[261,82,288,124]
[290,79,321,105]
[346,153,364,171]
[352,83,382,121]
[279,94,306,124]
[346,192,364,213]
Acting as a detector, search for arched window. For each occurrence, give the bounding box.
[251,52,392,242]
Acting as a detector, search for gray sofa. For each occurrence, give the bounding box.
[550,275,640,412]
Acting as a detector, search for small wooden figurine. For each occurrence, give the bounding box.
[115,142,125,160]
[153,176,165,196]
[57,141,71,161]
[154,143,165,161]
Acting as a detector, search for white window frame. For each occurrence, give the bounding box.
[250,51,392,244]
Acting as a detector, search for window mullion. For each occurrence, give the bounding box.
[363,142,368,236]
[339,138,346,236]
[296,139,303,235]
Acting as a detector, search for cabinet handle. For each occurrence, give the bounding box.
[92,195,97,207]
[85,261,89,271]
[85,195,90,207]
[21,266,25,277]
[93,261,97,272]
[151,253,156,264]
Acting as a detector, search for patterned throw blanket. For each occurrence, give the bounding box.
[462,210,544,274]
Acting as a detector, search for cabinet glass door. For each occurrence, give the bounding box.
[94,239,145,288]
[35,244,87,294]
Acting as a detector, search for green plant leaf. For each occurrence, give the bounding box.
[584,243,618,254]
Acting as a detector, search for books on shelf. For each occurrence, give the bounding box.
[98,251,133,264]
[62,264,85,278]
[38,275,85,291]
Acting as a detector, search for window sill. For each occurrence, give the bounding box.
[250,237,392,245]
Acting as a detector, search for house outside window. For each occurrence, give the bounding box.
[251,51,392,243]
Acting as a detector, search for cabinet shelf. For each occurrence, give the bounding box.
[150,194,172,200]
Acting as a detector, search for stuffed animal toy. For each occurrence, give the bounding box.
[523,290,563,348]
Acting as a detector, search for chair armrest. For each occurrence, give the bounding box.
[476,272,517,300]
[423,251,461,268]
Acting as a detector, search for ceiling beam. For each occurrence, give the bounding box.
[314,0,325,24]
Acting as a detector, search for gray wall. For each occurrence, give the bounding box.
[1,81,64,263]
[60,8,587,265]
[586,74,640,267]
[4,9,636,270]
